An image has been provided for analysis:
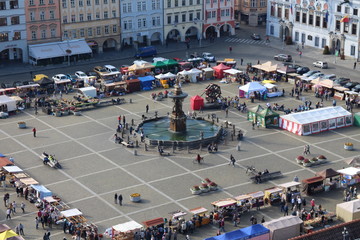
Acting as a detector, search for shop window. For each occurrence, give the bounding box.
[315,15,320,27]
[295,11,300,22]
[302,13,307,23]
[335,20,340,31]
[352,23,357,35]
[351,45,356,56]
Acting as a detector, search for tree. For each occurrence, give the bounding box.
[323,45,330,55]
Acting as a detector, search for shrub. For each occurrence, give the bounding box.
[323,46,330,55]
[297,156,305,160]
[192,186,200,190]
[318,155,326,159]
[303,158,310,163]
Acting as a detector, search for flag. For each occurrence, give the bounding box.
[290,4,293,15]
[340,15,350,23]
[325,11,329,22]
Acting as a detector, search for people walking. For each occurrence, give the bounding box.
[229,155,236,167]
[32,127,37,137]
[18,223,24,236]
[6,208,11,219]
[114,193,118,204]
[118,194,123,206]
[310,199,315,211]
[146,104,149,114]
[354,62,357,69]
[229,46,232,54]
[283,204,289,216]
[21,202,25,213]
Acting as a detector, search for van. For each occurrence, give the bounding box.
[313,61,328,69]
[135,46,157,58]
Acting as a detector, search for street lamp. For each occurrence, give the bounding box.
[342,227,349,240]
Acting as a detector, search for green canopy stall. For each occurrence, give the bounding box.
[247,105,264,123]
[257,108,280,128]
[163,59,179,67]
[152,61,167,69]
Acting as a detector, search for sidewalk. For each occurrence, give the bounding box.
[0,39,215,78]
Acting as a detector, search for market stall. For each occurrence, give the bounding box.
[264,187,282,205]
[287,73,300,85]
[252,61,278,73]
[202,67,214,80]
[2,166,23,174]
[138,76,155,91]
[257,108,280,128]
[190,95,204,111]
[336,199,360,222]
[278,181,301,202]
[142,217,164,228]
[234,195,252,213]
[216,59,237,68]
[301,176,324,195]
[205,224,269,240]
[248,191,265,208]
[104,82,127,95]
[30,184,52,200]
[178,62,193,71]
[0,157,13,168]
[247,105,264,123]
[16,84,40,97]
[187,68,202,83]
[264,83,283,98]
[211,198,237,209]
[263,216,303,240]
[337,167,360,187]
[223,69,243,83]
[316,168,340,191]
[60,208,86,223]
[344,91,359,106]
[0,88,16,96]
[333,86,349,100]
[106,221,143,240]
[239,82,267,99]
[189,207,210,226]
[78,86,97,98]
[212,63,231,79]
[16,177,39,188]
[0,95,17,113]
[279,106,353,136]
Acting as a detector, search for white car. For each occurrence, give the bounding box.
[306,72,324,81]
[313,61,328,69]
[202,52,216,62]
[75,71,88,80]
[104,65,120,74]
[52,74,68,82]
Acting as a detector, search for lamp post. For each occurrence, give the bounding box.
[342,227,349,240]
[66,49,72,66]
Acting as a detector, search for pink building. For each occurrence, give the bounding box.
[203,0,235,39]
[25,0,61,45]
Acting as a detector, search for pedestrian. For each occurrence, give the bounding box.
[257,60,260,64]
[225,108,228,118]
[302,42,304,49]
[283,204,289,216]
[12,201,16,214]
[303,145,308,155]
[9,157,14,163]
[353,187,357,198]
[310,199,315,211]
[332,99,336,106]
[21,202,25,213]
[32,127,37,137]
[146,104,149,114]
[229,46,232,54]
[18,223,24,236]
[293,175,299,182]
[118,194,123,206]
[252,121,255,130]
[35,217,39,229]
[229,155,236,167]
[219,218,225,232]
[114,193,118,204]
[240,58,243,65]
[354,62,357,69]
[299,51,302,58]
[123,115,126,125]
[118,115,121,124]
[306,145,311,154]
[261,216,265,223]
[6,208,11,219]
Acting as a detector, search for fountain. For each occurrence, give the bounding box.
[138,79,222,147]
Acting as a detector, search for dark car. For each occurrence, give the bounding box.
[297,67,310,75]
[344,82,359,89]
[352,84,360,92]
[86,71,98,78]
[66,74,80,83]
[12,81,22,87]
[251,34,261,40]
[274,54,292,62]
[0,83,12,88]
[334,78,350,86]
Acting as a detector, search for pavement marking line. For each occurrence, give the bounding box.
[330,129,360,144]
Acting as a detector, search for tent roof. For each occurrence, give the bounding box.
[310,77,322,85]
[258,108,279,117]
[302,176,324,184]
[278,181,301,189]
[249,105,264,113]
[239,82,267,92]
[3,166,23,173]
[30,184,51,194]
[264,83,277,89]
[241,224,269,237]
[211,198,237,207]
[0,96,16,105]
[280,106,351,125]
[247,191,264,198]
[163,72,177,78]
[191,95,204,101]
[337,199,360,213]
[133,60,148,65]
[263,216,303,230]
[277,65,296,74]
[142,217,164,227]
[188,68,202,74]
[212,63,231,71]
[316,168,340,178]
[343,156,360,166]
[112,221,142,233]
[138,76,155,82]
[189,207,208,215]
[152,61,166,68]
[177,70,190,75]
[37,77,54,85]
[128,64,145,71]
[204,229,249,240]
[61,208,83,218]
[163,59,178,66]
[337,167,360,176]
[223,69,243,75]
[153,57,168,62]
[202,67,214,72]
[319,79,335,88]
[0,224,10,233]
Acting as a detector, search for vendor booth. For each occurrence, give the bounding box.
[178,62,193,71]
[205,224,270,240]
[278,181,301,201]
[60,208,86,223]
[0,95,17,112]
[18,177,38,187]
[0,157,13,168]
[252,61,278,73]
[247,105,264,123]
[16,84,40,97]
[234,195,252,213]
[336,199,360,222]
[138,76,155,91]
[264,83,283,98]
[223,69,243,83]
[316,168,340,191]
[279,106,353,135]
[190,95,204,111]
[125,79,141,93]
[202,67,214,80]
[104,82,127,95]
[263,216,303,240]
[2,166,23,173]
[30,184,52,200]
[257,108,280,128]
[107,221,143,240]
[188,207,210,226]
[142,217,164,228]
[337,167,360,187]
[78,86,97,98]
[333,86,349,100]
[188,68,202,82]
[239,82,267,98]
[344,157,360,167]
[211,198,237,209]
[345,91,359,105]
[248,191,265,208]
[212,63,231,79]
[264,187,282,205]
[301,176,324,195]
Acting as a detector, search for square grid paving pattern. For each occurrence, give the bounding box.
[1,80,360,239]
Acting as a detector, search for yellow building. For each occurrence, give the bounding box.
[164,0,203,43]
[235,0,267,26]
[60,0,121,53]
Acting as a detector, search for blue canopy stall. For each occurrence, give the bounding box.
[30,184,52,200]
[204,224,269,240]
[138,76,155,91]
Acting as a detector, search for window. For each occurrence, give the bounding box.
[80,28,85,37]
[13,32,21,40]
[182,14,186,22]
[41,29,46,39]
[29,0,34,5]
[182,0,185,6]
[335,20,340,31]
[96,12,100,19]
[104,11,108,19]
[152,17,156,26]
[212,11,216,18]
[11,16,19,25]
[63,16,67,23]
[128,20,132,29]
[260,0,265,7]
[270,25,274,35]
[301,33,305,43]
[96,27,101,35]
[226,9,230,16]
[322,16,327,28]
[354,9,358,16]
[95,0,99,4]
[251,0,256,7]
[123,20,128,30]
[352,23,357,34]
[189,0,193,5]
[104,0,108,3]
[295,11,300,21]
[175,15,179,23]
[321,38,326,48]
[344,22,349,33]
[40,11,45,20]
[142,1,146,10]
[271,6,275,16]
[39,0,44,5]
[104,25,109,34]
[337,5,341,12]
[314,36,319,46]
[189,13,193,21]
[143,18,146,27]
[79,0,83,6]
[152,0,156,9]
[71,15,76,22]
[351,45,356,56]
[112,0,115,2]
[167,15,171,24]
[112,10,116,18]
[315,15,320,27]
[50,28,56,38]
[30,12,35,21]
[31,31,36,40]
[62,0,67,8]
[72,30,76,38]
[197,0,200,3]
[0,2,6,10]
[138,19,141,28]
[309,14,313,25]
[167,0,171,7]
[128,3,131,12]
[307,35,312,41]
[112,25,117,33]
[49,0,54,4]
[49,10,55,19]
[71,0,75,7]
[123,3,127,12]
[285,9,289,19]
[80,14,84,21]
[156,0,160,9]
[0,32,8,42]
[87,13,92,21]
[88,28,92,36]
[221,10,225,16]
[196,11,200,20]
[277,7,282,18]
[302,13,307,23]
[63,31,68,38]
[137,2,141,11]
[0,18,6,26]
[345,7,349,14]
[157,16,160,25]
[86,0,91,6]
[207,11,211,19]
[295,31,299,41]
[175,0,178,7]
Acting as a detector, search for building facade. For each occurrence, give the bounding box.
[164,0,203,43]
[120,0,163,49]
[0,0,28,63]
[60,0,121,53]
[235,0,266,26]
[25,0,62,47]
[203,0,235,39]
[266,0,360,59]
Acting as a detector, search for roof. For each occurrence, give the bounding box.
[247,191,264,198]
[30,184,51,194]
[3,166,23,173]
[189,207,208,215]
[249,105,265,113]
[239,82,267,92]
[212,63,231,71]
[112,221,142,233]
[211,198,237,207]
[265,187,283,194]
[241,224,270,237]
[316,168,340,178]
[258,108,279,117]
[0,95,16,105]
[61,208,83,218]
[289,218,360,240]
[263,216,303,230]
[337,199,360,213]
[337,167,360,176]
[138,76,155,82]
[142,217,164,227]
[278,181,301,189]
[0,157,13,168]
[302,176,324,184]
[223,69,243,75]
[204,224,269,240]
[280,106,351,125]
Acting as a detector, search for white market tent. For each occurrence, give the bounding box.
[277,181,301,189]
[61,208,83,218]
[337,167,360,176]
[112,221,143,233]
[336,199,360,222]
[239,82,267,94]
[3,166,23,173]
[223,69,243,75]
[279,106,352,135]
[155,74,166,79]
[0,95,17,112]
[163,72,177,78]
[133,60,149,66]
[187,68,202,82]
[262,216,303,240]
[78,86,97,98]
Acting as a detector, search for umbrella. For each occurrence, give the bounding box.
[343,156,360,166]
[0,230,18,240]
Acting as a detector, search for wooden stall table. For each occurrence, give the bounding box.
[142,217,164,228]
[189,207,210,226]
[264,187,283,205]
[234,195,252,213]
[61,208,87,224]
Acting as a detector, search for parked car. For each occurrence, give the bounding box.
[93,66,108,75]
[75,71,88,80]
[202,52,216,62]
[235,22,240,29]
[135,46,157,58]
[307,72,324,81]
[86,71,98,78]
[33,74,49,81]
[12,81,22,87]
[297,66,310,75]
[344,82,359,89]
[333,78,350,86]
[52,74,68,82]
[251,34,261,40]
[321,74,336,80]
[352,84,360,92]
[0,83,12,88]
[274,54,292,62]
[302,70,320,78]
[65,74,80,83]
[313,61,328,69]
[104,65,120,74]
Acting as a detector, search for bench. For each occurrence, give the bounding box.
[250,171,282,183]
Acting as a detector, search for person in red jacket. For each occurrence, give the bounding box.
[32,128,36,137]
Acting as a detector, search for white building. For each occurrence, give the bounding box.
[0,0,28,63]
[120,0,163,49]
[266,0,360,59]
